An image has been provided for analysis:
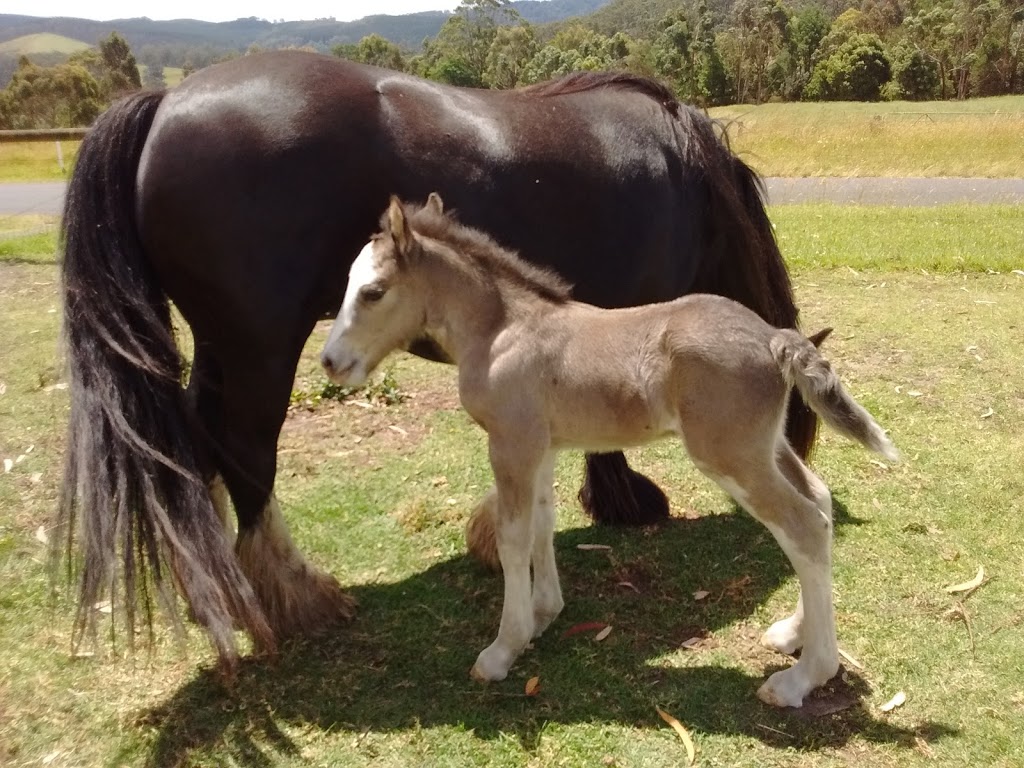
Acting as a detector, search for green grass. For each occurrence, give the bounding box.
[709,96,1024,178]
[163,67,185,87]
[0,215,59,263]
[771,204,1024,273]
[0,142,78,182]
[0,33,90,56]
[2,205,1024,766]
[1,95,1022,183]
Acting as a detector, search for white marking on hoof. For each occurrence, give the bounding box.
[531,600,563,639]
[471,642,517,682]
[761,614,803,655]
[757,656,840,708]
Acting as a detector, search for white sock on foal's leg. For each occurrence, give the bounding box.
[530,454,563,637]
[757,522,840,708]
[472,487,536,682]
[762,592,804,655]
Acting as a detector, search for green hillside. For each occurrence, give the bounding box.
[0,32,90,56]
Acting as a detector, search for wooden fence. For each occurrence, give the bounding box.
[0,128,88,142]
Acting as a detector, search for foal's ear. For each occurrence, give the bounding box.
[426,192,444,215]
[387,196,413,258]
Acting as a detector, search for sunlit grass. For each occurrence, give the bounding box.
[0,141,78,182]
[2,206,1023,765]
[710,96,1024,177]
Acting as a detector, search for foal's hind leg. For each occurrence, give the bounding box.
[760,447,833,656]
[698,449,839,708]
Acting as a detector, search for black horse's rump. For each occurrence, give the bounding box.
[57,51,811,661]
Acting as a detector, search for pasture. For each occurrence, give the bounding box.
[1,204,1022,766]
[3,94,1024,183]
[709,96,1024,178]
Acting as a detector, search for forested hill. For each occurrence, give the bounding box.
[0,0,609,51]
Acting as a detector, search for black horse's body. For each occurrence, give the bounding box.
[59,50,810,662]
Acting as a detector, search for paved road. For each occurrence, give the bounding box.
[0,182,66,216]
[764,177,1024,206]
[2,178,1024,216]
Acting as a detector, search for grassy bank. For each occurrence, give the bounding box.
[2,205,1023,766]
[2,95,1023,183]
[710,95,1024,178]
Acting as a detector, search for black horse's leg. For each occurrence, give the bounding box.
[215,347,355,649]
[184,342,236,541]
[578,452,669,525]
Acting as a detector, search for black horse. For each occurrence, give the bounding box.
[58,50,812,665]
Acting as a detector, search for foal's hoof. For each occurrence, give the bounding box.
[471,644,515,682]
[756,658,839,708]
[761,615,803,656]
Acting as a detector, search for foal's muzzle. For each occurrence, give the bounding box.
[321,350,357,383]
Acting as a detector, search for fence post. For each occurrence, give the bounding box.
[56,141,65,173]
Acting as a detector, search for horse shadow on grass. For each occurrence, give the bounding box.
[139,497,954,766]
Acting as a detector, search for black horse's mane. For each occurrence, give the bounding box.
[520,70,682,118]
[400,203,573,304]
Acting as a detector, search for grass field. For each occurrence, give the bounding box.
[709,96,1024,178]
[1,204,1023,766]
[2,94,1023,183]
[0,33,90,56]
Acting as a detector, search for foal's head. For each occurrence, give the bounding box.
[321,194,443,386]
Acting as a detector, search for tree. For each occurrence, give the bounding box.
[483,24,538,88]
[519,25,632,84]
[420,0,523,86]
[780,5,831,99]
[804,32,893,100]
[334,34,407,71]
[99,32,142,97]
[694,0,733,105]
[0,56,103,129]
[725,0,790,103]
[883,40,940,99]
[69,32,142,100]
[652,10,696,100]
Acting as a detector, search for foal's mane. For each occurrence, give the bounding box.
[400,203,573,304]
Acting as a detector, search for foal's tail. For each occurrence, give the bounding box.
[771,330,899,461]
[58,91,272,665]
[673,107,819,461]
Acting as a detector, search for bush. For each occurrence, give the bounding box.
[804,33,892,101]
[885,42,939,101]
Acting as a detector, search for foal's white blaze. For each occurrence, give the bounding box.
[322,240,382,387]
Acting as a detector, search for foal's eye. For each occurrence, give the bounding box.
[359,285,386,303]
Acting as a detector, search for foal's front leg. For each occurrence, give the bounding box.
[531,452,563,637]
[471,438,543,682]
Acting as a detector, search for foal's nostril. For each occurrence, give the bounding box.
[321,352,335,374]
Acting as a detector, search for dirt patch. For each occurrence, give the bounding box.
[279,366,461,474]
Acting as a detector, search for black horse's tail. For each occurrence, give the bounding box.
[676,106,819,460]
[57,91,273,665]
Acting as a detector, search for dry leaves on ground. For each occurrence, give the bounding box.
[655,706,696,765]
